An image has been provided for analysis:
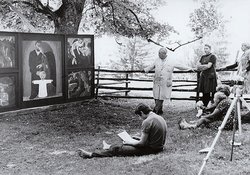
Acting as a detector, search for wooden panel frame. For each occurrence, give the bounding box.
[18,33,65,108]
[0,32,95,112]
[65,34,95,101]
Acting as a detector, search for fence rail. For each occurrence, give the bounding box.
[94,67,246,101]
[95,66,201,101]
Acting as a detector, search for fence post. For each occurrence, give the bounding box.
[125,73,129,96]
[196,71,200,102]
[95,66,100,99]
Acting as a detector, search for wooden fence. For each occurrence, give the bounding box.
[94,67,243,101]
[95,67,198,101]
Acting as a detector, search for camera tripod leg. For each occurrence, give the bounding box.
[198,97,237,175]
[237,99,242,135]
[230,99,239,161]
[240,97,250,111]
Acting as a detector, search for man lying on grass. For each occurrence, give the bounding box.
[77,103,167,158]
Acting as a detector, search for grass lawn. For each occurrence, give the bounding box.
[0,98,250,175]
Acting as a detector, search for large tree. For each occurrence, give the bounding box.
[0,0,225,52]
[188,0,229,68]
[109,37,153,72]
[0,0,174,40]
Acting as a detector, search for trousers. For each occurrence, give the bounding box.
[91,144,162,158]
[153,99,164,114]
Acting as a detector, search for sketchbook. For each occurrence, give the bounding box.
[117,130,136,142]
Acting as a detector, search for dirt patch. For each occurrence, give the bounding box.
[0,98,250,175]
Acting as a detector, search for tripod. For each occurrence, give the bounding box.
[198,85,250,175]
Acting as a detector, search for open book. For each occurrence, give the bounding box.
[117,130,138,142]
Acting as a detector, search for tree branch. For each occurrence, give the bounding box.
[125,7,144,32]
[118,3,202,51]
[147,37,203,52]
[83,6,95,14]
[6,1,37,32]
[147,38,164,47]
[33,0,56,18]
[92,0,106,21]
[109,2,116,28]
[12,1,37,9]
[94,0,202,51]
[12,0,57,20]
[115,37,123,45]
[94,0,111,7]
[171,36,203,51]
[113,2,144,32]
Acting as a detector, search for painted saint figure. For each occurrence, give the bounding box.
[29,41,56,99]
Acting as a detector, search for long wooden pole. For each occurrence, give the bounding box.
[95,66,100,99]
[198,97,237,175]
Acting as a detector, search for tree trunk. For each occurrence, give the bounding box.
[54,0,85,34]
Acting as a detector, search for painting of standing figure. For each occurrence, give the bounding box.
[22,39,62,101]
[68,70,92,99]
[28,41,57,99]
[0,35,15,68]
[67,37,93,68]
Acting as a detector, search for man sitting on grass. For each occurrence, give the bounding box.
[77,103,167,158]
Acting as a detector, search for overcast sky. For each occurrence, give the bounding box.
[95,0,250,66]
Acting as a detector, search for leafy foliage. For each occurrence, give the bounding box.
[189,0,224,38]
[80,0,175,40]
[109,37,153,73]
[0,1,24,32]
[0,0,54,32]
[188,32,230,73]
[0,0,226,53]
[187,0,229,74]
[0,0,175,39]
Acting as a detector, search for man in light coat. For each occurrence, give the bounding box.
[144,47,193,115]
